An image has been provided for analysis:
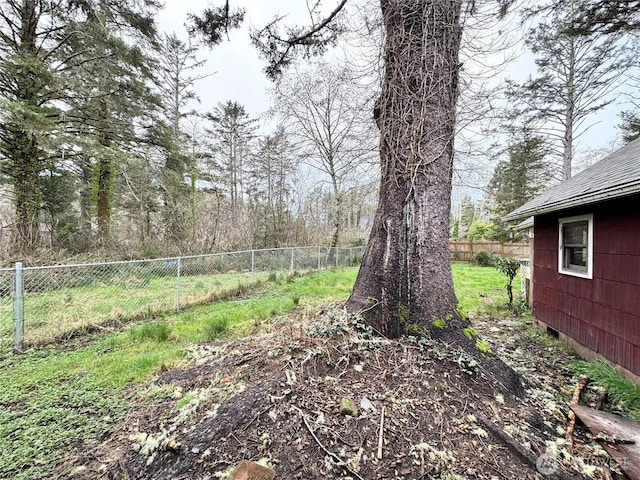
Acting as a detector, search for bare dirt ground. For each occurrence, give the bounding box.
[59,305,629,480]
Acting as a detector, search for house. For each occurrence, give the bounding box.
[505,138,640,380]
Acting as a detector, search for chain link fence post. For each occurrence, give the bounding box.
[176,258,182,313]
[251,250,255,287]
[14,262,24,353]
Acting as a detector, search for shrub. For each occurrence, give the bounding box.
[473,250,496,267]
[204,317,229,341]
[130,322,171,342]
[492,256,520,306]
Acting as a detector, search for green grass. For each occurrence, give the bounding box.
[0,264,518,480]
[570,360,640,420]
[0,268,358,480]
[129,322,172,342]
[0,271,273,350]
[452,262,522,316]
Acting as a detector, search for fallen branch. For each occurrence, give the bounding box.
[377,406,385,460]
[294,407,364,480]
[479,416,582,480]
[566,378,590,451]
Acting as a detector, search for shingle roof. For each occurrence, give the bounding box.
[504,137,640,221]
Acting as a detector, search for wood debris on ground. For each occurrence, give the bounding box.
[58,306,635,479]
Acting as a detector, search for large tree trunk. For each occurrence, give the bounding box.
[346,0,523,394]
[12,128,41,249]
[9,0,42,251]
[96,156,113,242]
[347,0,462,335]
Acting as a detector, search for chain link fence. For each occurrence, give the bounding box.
[0,246,366,352]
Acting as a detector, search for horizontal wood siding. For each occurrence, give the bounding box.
[533,194,640,376]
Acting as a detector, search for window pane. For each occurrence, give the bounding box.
[563,221,588,246]
[565,247,587,267]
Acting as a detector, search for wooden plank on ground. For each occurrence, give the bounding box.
[571,404,640,480]
[231,460,276,480]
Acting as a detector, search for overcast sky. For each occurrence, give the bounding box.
[157,1,313,124]
[156,1,631,170]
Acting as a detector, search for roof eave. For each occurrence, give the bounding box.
[504,181,640,222]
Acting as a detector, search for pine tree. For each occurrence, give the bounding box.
[206,101,258,213]
[618,110,640,143]
[505,0,630,180]
[0,0,161,250]
[61,1,160,244]
[488,131,551,239]
[246,127,296,247]
[154,33,210,245]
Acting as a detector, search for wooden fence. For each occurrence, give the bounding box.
[449,241,529,262]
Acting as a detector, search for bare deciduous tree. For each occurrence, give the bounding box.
[273,62,377,258]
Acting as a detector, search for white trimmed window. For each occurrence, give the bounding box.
[558,214,593,279]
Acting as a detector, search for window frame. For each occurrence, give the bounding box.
[558,214,593,279]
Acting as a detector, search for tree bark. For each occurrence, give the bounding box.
[12,128,41,249]
[10,0,42,250]
[96,157,112,242]
[347,0,462,335]
[346,0,523,395]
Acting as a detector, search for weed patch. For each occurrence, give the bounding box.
[570,360,640,419]
[129,322,171,342]
[204,318,230,340]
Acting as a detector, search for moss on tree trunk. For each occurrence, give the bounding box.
[346,0,522,395]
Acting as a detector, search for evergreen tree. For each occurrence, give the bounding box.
[506,0,630,180]
[246,127,296,248]
[618,110,640,143]
[0,0,61,248]
[457,196,477,239]
[0,0,161,250]
[488,131,551,239]
[567,0,640,34]
[154,33,209,245]
[206,101,258,213]
[61,1,160,244]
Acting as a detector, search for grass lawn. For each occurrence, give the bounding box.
[0,271,276,350]
[0,264,517,480]
[453,262,522,315]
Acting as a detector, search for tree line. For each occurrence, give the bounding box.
[0,1,377,259]
[451,0,638,244]
[2,0,637,268]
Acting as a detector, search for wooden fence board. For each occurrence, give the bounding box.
[449,241,529,261]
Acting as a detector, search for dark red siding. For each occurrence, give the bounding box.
[533,194,640,376]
